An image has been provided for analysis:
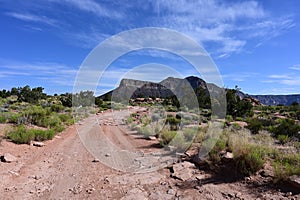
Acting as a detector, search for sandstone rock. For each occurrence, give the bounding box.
[92,158,100,162]
[31,141,46,147]
[172,161,195,181]
[167,189,175,195]
[289,175,300,189]
[1,153,17,163]
[222,152,233,159]
[260,170,274,178]
[148,136,157,140]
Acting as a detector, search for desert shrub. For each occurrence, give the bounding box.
[271,119,300,138]
[65,118,75,125]
[50,104,65,112]
[252,131,274,145]
[126,116,134,124]
[226,115,233,122]
[234,145,266,176]
[160,130,177,146]
[169,133,190,151]
[151,113,160,122]
[58,113,72,123]
[273,153,300,182]
[51,124,65,133]
[277,134,290,144]
[166,115,181,131]
[0,115,6,123]
[6,125,35,144]
[182,127,198,141]
[138,126,152,138]
[42,114,61,128]
[30,129,56,141]
[8,113,21,124]
[6,125,57,144]
[246,118,263,134]
[209,138,227,163]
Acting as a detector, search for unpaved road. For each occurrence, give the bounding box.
[0,109,299,200]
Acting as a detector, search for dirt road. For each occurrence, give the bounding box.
[0,109,299,200]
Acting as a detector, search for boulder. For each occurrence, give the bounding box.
[222,152,234,159]
[172,161,195,181]
[289,175,300,189]
[1,153,17,163]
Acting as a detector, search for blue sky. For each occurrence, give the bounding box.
[0,0,300,95]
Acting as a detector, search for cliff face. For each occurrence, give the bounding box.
[100,76,208,102]
[251,95,300,106]
[100,76,300,106]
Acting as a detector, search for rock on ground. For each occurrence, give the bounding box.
[1,153,17,163]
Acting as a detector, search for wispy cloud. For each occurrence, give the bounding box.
[54,0,123,19]
[5,12,58,27]
[289,64,300,71]
[0,61,77,86]
[264,73,300,86]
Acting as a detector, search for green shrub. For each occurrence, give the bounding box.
[42,114,61,128]
[0,115,6,123]
[8,114,20,124]
[30,129,55,141]
[138,126,151,138]
[234,145,266,176]
[209,138,227,163]
[6,125,35,144]
[246,118,263,134]
[271,119,300,138]
[6,125,57,144]
[277,134,290,144]
[50,104,65,112]
[160,130,177,146]
[273,153,300,182]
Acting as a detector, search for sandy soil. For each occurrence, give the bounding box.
[0,109,299,200]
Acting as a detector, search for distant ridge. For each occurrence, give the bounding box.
[251,94,300,106]
[99,76,300,106]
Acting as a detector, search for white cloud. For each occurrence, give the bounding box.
[56,0,123,19]
[0,61,77,86]
[289,65,300,71]
[6,12,58,27]
[268,74,291,79]
[264,73,300,87]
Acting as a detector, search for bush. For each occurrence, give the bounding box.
[0,115,6,123]
[138,126,152,138]
[273,153,300,182]
[209,139,227,163]
[271,119,300,138]
[234,145,266,176]
[30,129,55,141]
[246,118,263,134]
[6,125,57,144]
[8,114,20,124]
[160,130,177,146]
[277,134,290,144]
[6,125,35,144]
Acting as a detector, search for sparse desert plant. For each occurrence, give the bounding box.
[138,125,152,138]
[273,152,300,182]
[208,138,227,163]
[233,144,266,176]
[6,125,57,144]
[277,134,290,144]
[169,132,190,152]
[0,115,6,123]
[126,116,134,124]
[160,130,177,146]
[6,125,35,144]
[271,119,300,138]
[246,118,263,134]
